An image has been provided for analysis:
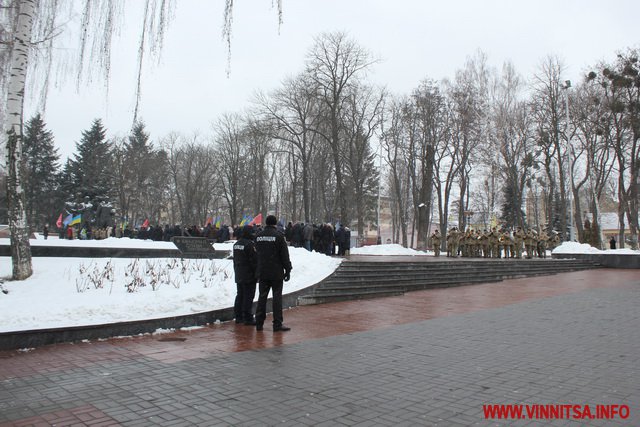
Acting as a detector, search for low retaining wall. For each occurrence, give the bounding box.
[0,282,319,351]
[0,245,229,259]
[552,253,640,269]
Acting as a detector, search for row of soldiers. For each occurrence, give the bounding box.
[431,227,561,259]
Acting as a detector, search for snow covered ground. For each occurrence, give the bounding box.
[0,238,424,333]
[350,243,429,256]
[552,241,639,255]
[0,238,340,333]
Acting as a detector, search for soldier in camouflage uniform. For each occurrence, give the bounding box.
[479,230,489,258]
[431,229,442,257]
[537,230,549,258]
[488,227,500,258]
[470,230,478,257]
[548,231,561,251]
[447,227,460,257]
[514,227,525,258]
[458,230,466,257]
[461,229,472,257]
[501,229,513,259]
[524,229,536,259]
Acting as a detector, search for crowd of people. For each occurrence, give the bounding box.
[57,222,234,243]
[55,220,354,257]
[432,226,562,259]
[284,222,352,256]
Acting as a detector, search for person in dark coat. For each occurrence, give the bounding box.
[219,225,230,243]
[285,222,293,244]
[609,236,616,250]
[315,228,323,253]
[321,223,334,256]
[335,225,345,255]
[233,226,258,325]
[292,222,303,247]
[43,224,49,240]
[303,222,314,252]
[255,215,292,332]
[342,226,351,256]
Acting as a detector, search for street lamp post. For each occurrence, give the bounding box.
[464,210,474,230]
[377,139,383,245]
[561,80,575,242]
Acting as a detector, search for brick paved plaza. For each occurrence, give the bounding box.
[1,269,639,426]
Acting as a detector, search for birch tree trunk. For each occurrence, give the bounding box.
[6,0,35,280]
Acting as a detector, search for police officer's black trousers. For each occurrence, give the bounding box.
[255,279,284,328]
[234,281,257,321]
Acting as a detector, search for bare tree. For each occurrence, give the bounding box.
[590,50,640,249]
[306,31,376,226]
[572,76,616,248]
[446,52,488,230]
[342,84,384,236]
[4,0,36,279]
[163,132,217,226]
[2,0,280,279]
[244,117,272,219]
[413,81,447,248]
[381,96,412,247]
[492,62,534,229]
[531,56,569,239]
[254,72,321,222]
[214,113,249,226]
[2,0,174,279]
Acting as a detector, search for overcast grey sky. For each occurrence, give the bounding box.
[27,0,640,161]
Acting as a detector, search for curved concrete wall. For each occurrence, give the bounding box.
[0,244,229,259]
[552,253,640,269]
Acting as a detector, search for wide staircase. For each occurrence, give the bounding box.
[297,258,599,305]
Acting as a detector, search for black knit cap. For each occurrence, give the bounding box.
[266,215,277,226]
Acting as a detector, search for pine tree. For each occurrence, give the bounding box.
[22,114,60,230]
[344,134,380,236]
[115,121,168,225]
[500,179,526,229]
[67,119,113,208]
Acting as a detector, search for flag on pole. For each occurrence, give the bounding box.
[56,213,63,228]
[70,214,82,226]
[205,217,213,226]
[62,214,73,226]
[141,219,149,229]
[249,213,262,226]
[215,216,222,228]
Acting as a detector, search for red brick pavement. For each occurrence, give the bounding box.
[1,269,639,427]
[0,404,118,427]
[1,268,637,382]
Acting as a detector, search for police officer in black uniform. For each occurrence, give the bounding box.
[255,215,292,332]
[233,225,258,325]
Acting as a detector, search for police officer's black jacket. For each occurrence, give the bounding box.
[255,225,292,281]
[233,237,257,283]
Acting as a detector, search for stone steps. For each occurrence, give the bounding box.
[297,258,598,305]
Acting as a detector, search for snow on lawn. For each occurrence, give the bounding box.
[552,241,640,255]
[0,241,341,333]
[1,236,192,250]
[349,243,429,256]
